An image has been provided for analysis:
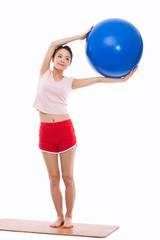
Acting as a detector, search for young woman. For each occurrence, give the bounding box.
[33,27,137,229]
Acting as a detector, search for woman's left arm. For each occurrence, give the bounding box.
[72,66,138,90]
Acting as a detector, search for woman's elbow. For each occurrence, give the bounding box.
[97,77,102,83]
[50,41,56,47]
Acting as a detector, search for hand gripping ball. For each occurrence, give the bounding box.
[86,18,143,78]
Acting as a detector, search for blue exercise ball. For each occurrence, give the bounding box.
[86,18,143,78]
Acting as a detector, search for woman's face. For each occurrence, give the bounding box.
[53,48,72,71]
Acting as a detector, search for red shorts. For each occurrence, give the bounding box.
[39,119,77,154]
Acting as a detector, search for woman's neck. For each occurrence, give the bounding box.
[53,68,64,81]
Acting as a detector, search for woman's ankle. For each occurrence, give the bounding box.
[65,213,72,219]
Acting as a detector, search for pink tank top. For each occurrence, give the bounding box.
[33,69,74,114]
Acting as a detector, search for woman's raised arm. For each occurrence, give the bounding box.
[40,27,93,75]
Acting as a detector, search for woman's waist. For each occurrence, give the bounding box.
[39,111,70,123]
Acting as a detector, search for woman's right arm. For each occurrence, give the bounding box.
[40,42,56,75]
[40,27,93,75]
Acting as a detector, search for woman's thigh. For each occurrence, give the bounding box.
[42,151,60,178]
[59,147,76,177]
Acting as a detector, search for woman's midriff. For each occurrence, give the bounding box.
[39,111,70,123]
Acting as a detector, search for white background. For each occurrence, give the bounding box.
[0,0,160,240]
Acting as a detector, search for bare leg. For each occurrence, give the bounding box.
[42,151,64,227]
[60,147,76,228]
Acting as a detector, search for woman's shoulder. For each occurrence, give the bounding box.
[63,76,74,89]
[39,68,52,78]
[64,75,74,80]
[40,68,52,76]
[63,76,74,84]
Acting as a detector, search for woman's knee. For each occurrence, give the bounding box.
[49,175,60,186]
[62,175,74,187]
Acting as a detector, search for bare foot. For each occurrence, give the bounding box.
[63,217,73,228]
[50,216,64,228]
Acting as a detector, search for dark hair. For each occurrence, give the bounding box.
[52,45,73,61]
